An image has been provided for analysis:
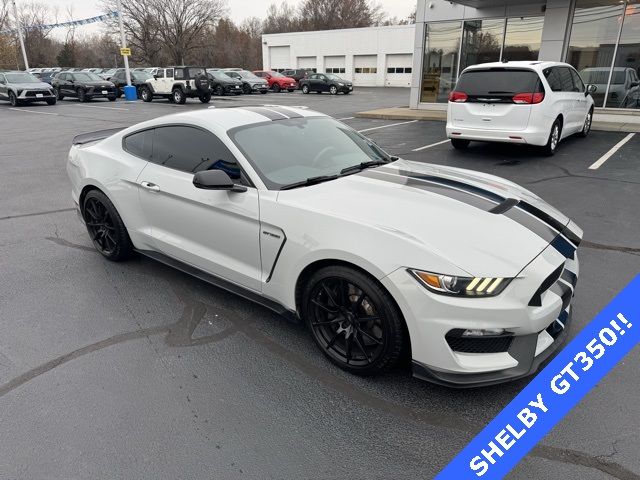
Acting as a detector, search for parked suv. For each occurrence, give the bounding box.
[0,71,56,106]
[140,66,212,104]
[446,61,595,156]
[110,70,154,98]
[253,70,297,92]
[580,67,640,108]
[52,71,117,102]
[299,73,353,95]
[207,70,243,96]
[282,68,313,84]
[221,69,269,94]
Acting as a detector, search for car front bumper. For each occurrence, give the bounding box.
[17,89,56,101]
[381,235,580,387]
[86,87,116,98]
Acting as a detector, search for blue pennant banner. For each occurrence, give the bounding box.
[435,274,640,479]
[0,11,118,35]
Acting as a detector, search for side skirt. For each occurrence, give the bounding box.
[136,249,299,323]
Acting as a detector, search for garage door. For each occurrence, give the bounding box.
[385,54,413,87]
[269,46,290,71]
[297,56,317,72]
[324,55,345,74]
[353,55,378,86]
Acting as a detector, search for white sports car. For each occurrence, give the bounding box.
[67,106,582,387]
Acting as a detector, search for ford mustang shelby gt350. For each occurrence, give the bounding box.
[67,106,581,387]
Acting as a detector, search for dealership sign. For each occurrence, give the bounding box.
[436,275,640,479]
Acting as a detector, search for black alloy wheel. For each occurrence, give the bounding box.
[303,266,405,375]
[242,83,252,94]
[272,83,281,93]
[199,92,211,103]
[77,88,87,102]
[82,190,133,261]
[214,84,224,96]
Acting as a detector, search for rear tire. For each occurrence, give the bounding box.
[82,190,134,262]
[542,120,561,156]
[199,92,211,103]
[578,108,593,138]
[303,265,406,376]
[242,84,252,94]
[77,88,87,102]
[301,84,310,94]
[214,84,224,96]
[451,138,470,150]
[54,87,64,100]
[272,83,281,93]
[329,85,338,95]
[46,98,56,105]
[172,88,186,104]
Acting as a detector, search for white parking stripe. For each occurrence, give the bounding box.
[357,120,418,133]
[412,139,450,151]
[337,116,354,121]
[589,133,635,170]
[8,108,58,115]
[73,104,130,111]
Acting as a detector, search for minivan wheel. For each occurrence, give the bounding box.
[82,190,134,262]
[543,120,561,156]
[579,109,593,138]
[303,266,406,376]
[451,138,470,150]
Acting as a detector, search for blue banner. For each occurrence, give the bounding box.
[0,11,118,35]
[435,274,640,479]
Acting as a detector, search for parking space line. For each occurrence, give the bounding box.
[8,108,58,115]
[357,120,418,133]
[412,139,450,151]
[73,104,130,111]
[589,133,636,170]
[337,116,354,121]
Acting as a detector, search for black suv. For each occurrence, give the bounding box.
[110,69,154,98]
[282,68,313,83]
[52,71,117,102]
[207,70,243,96]
[299,73,353,95]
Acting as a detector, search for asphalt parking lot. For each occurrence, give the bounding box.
[1,87,639,480]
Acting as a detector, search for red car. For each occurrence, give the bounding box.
[253,70,297,93]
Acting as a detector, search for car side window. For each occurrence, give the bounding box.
[558,67,576,92]
[123,129,154,160]
[152,126,245,181]
[543,68,563,92]
[156,69,165,79]
[165,68,174,78]
[0,74,5,84]
[569,68,585,93]
[174,68,184,80]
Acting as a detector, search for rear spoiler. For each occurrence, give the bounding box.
[72,127,126,146]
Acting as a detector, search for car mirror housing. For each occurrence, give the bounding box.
[586,84,597,96]
[193,169,247,192]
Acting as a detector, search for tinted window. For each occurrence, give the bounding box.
[558,67,577,92]
[544,68,563,92]
[456,69,540,96]
[165,68,174,78]
[152,126,242,179]
[174,68,184,80]
[156,69,165,79]
[569,68,584,92]
[123,129,153,160]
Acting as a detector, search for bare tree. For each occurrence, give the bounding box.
[263,2,300,34]
[298,0,384,31]
[14,2,59,67]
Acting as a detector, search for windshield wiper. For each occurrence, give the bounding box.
[340,160,390,175]
[280,174,339,190]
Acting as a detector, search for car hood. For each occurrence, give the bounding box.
[81,81,114,88]
[10,82,51,90]
[277,159,575,277]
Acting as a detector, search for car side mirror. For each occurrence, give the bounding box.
[193,169,247,192]
[630,81,639,88]
[586,84,597,96]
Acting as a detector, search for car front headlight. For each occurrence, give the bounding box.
[408,269,512,297]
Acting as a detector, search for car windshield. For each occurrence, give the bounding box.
[5,73,40,83]
[239,70,260,79]
[132,72,153,81]
[325,74,341,80]
[212,71,232,80]
[74,72,104,81]
[580,69,625,85]
[229,117,392,190]
[269,71,284,77]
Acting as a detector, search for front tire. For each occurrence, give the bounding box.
[301,84,310,94]
[451,138,470,150]
[242,84,252,94]
[46,98,56,105]
[578,108,593,138]
[542,119,561,156]
[140,86,152,102]
[82,190,134,262]
[272,83,281,93]
[77,88,87,102]
[199,92,211,103]
[303,266,406,375]
[214,84,224,96]
[329,85,338,95]
[172,88,186,104]
[8,91,19,106]
[54,87,64,100]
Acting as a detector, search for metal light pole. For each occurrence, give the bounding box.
[12,0,29,70]
[115,0,133,94]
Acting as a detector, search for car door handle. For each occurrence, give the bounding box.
[140,181,160,192]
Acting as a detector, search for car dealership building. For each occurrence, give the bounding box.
[262,0,640,113]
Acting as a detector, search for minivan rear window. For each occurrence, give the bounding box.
[455,69,542,98]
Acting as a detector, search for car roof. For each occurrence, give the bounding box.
[462,61,573,73]
[120,106,327,135]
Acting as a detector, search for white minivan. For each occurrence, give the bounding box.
[446,61,596,155]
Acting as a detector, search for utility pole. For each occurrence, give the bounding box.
[115,0,131,87]
[12,0,29,70]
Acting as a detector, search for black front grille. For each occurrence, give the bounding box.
[529,263,565,307]
[446,331,514,353]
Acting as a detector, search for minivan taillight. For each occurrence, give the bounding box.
[512,92,544,104]
[448,91,468,103]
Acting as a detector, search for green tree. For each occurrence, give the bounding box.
[56,42,76,67]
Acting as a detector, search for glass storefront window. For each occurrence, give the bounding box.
[503,16,544,61]
[421,21,461,103]
[460,19,505,71]
[567,0,626,107]
[608,1,640,108]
